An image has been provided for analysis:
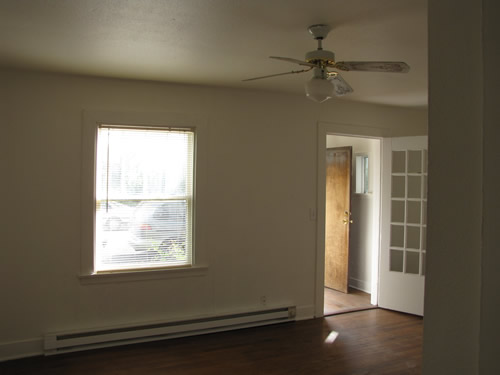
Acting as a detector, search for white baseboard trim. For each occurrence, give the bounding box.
[295,304,315,321]
[349,277,371,294]
[0,338,43,362]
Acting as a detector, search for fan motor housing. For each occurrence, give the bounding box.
[305,49,335,65]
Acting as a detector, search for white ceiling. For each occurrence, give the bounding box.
[0,0,427,107]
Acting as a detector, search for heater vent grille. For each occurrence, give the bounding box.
[44,306,296,355]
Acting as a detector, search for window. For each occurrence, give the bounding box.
[90,126,194,272]
[94,126,194,272]
[81,111,207,280]
[355,154,369,194]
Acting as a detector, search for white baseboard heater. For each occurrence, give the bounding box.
[44,306,296,355]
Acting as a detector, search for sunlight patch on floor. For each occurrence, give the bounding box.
[324,330,339,344]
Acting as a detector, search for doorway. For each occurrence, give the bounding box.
[321,133,382,316]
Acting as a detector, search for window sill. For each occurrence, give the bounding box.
[79,264,209,284]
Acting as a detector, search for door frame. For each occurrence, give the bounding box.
[315,121,391,317]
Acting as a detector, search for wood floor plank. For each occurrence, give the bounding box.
[0,309,422,375]
[324,287,375,315]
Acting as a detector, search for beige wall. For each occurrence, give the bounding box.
[425,0,500,374]
[1,68,427,359]
[479,1,500,373]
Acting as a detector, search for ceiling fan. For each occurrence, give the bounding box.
[243,24,410,103]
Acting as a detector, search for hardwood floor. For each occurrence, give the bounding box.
[1,309,422,375]
[324,287,376,316]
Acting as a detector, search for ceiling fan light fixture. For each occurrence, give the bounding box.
[305,77,334,103]
[243,24,410,102]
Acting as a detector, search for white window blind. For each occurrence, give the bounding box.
[95,125,194,272]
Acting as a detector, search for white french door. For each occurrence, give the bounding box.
[379,136,428,316]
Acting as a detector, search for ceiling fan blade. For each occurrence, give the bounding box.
[330,74,354,96]
[334,61,410,73]
[269,56,317,68]
[242,68,311,82]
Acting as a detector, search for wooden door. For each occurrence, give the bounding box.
[325,147,352,293]
[379,136,427,315]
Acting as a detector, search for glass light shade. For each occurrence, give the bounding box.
[305,77,334,103]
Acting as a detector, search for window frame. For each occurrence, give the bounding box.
[80,110,208,282]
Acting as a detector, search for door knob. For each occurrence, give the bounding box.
[343,210,353,224]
